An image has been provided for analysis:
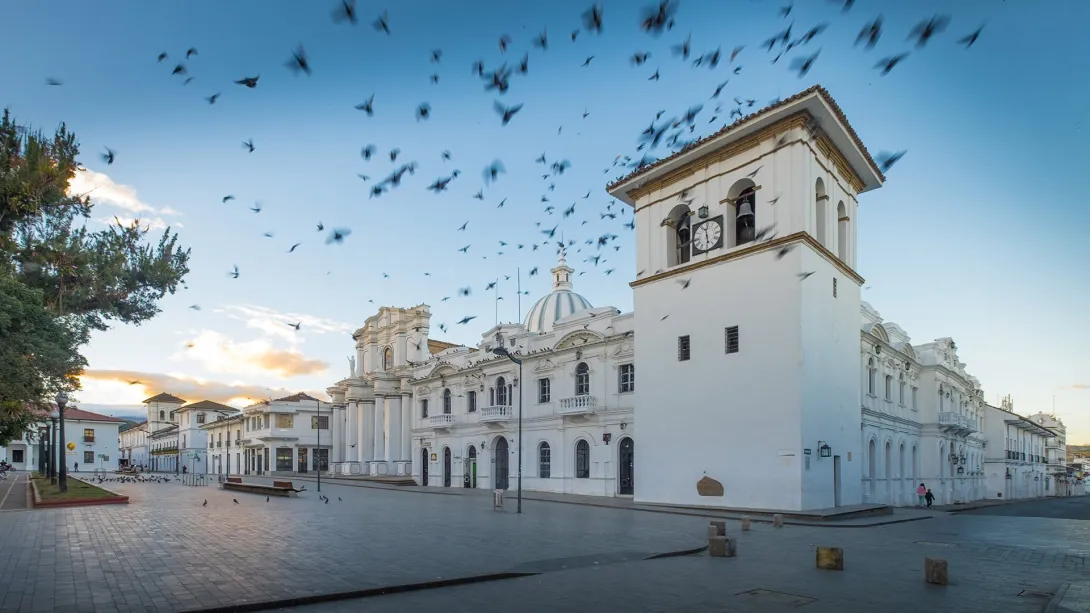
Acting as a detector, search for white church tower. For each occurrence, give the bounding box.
[607,86,885,511]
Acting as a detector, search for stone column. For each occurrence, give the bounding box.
[373,395,386,462]
[385,395,402,463]
[357,401,371,464]
[345,400,357,465]
[330,407,342,462]
[401,392,413,463]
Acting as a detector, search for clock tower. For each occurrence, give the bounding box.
[607,86,885,511]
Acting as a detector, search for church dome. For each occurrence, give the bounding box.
[523,247,593,334]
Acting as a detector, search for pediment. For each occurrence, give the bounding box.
[417,385,432,395]
[555,331,603,350]
[534,358,558,373]
[612,341,634,358]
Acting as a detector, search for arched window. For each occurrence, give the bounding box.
[539,442,551,478]
[898,374,906,406]
[815,178,828,247]
[383,347,393,371]
[836,201,848,262]
[665,204,691,266]
[575,362,590,396]
[884,375,892,401]
[575,440,590,479]
[496,376,508,406]
[867,358,876,395]
[443,389,452,414]
[735,187,756,246]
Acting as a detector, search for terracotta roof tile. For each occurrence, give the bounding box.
[273,392,319,403]
[180,400,236,412]
[142,392,186,404]
[606,85,884,193]
[60,407,127,423]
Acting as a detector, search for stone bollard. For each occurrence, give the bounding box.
[924,557,948,586]
[709,536,737,558]
[741,517,751,531]
[707,525,720,540]
[772,514,784,528]
[710,520,727,537]
[815,546,844,570]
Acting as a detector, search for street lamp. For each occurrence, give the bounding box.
[47,414,58,484]
[491,334,523,514]
[55,392,69,493]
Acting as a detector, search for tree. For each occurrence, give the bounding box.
[0,272,86,445]
[0,108,190,437]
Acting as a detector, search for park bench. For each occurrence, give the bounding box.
[222,479,298,497]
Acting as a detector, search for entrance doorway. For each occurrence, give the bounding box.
[420,447,429,486]
[494,438,509,490]
[465,446,477,488]
[297,447,308,473]
[443,447,452,487]
[618,437,634,495]
[833,455,842,507]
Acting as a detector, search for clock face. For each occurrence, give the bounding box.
[692,218,723,253]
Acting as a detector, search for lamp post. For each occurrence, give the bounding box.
[316,400,323,493]
[55,392,69,493]
[491,334,523,514]
[48,417,57,484]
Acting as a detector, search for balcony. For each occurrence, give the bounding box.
[938,412,976,435]
[428,414,454,430]
[559,395,598,416]
[479,405,513,423]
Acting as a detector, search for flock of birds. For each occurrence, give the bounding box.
[52,0,990,342]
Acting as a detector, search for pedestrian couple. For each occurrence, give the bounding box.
[916,483,935,508]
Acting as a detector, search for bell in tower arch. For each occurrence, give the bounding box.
[736,190,756,245]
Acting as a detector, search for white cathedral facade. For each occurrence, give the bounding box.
[326,86,1055,511]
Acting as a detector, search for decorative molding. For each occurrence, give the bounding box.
[533,358,558,373]
[612,342,634,358]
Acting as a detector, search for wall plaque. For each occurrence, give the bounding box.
[696,475,724,497]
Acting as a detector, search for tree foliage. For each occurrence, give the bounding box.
[0,107,191,439]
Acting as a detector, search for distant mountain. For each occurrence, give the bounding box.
[76,404,146,422]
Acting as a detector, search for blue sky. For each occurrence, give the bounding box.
[4,0,1088,440]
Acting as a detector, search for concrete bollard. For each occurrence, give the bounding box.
[924,557,948,586]
[708,536,737,558]
[707,525,720,540]
[710,520,727,537]
[741,517,751,531]
[815,546,844,570]
[772,514,784,528]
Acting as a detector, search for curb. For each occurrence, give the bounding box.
[180,545,707,612]
[265,474,927,528]
[30,477,130,508]
[1045,583,1070,613]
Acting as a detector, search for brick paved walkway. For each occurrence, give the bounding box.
[284,498,1090,612]
[0,473,708,612]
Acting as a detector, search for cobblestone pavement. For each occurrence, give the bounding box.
[284,499,1090,612]
[0,473,707,612]
[954,495,1090,520]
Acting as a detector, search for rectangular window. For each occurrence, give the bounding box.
[315,448,329,471]
[678,335,691,361]
[197,413,206,424]
[421,399,429,418]
[833,278,838,297]
[724,326,739,354]
[83,428,95,443]
[619,364,635,393]
[274,414,293,429]
[538,378,551,403]
[467,391,476,412]
[275,448,292,471]
[12,449,24,463]
[83,451,94,464]
[311,415,329,429]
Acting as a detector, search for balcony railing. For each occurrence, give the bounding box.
[428,414,454,428]
[83,436,95,443]
[479,405,513,422]
[559,395,597,415]
[938,412,977,434]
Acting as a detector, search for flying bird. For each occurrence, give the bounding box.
[242,139,254,152]
[356,95,374,115]
[958,25,984,48]
[876,150,906,173]
[874,53,908,75]
[235,75,259,88]
[494,101,523,125]
[101,148,115,165]
[286,44,311,75]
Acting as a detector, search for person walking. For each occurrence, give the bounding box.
[916,483,926,507]
[925,488,935,508]
[74,462,79,473]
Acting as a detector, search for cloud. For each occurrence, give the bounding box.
[215,304,355,343]
[174,330,329,378]
[68,167,180,218]
[78,370,327,407]
[1065,384,1089,391]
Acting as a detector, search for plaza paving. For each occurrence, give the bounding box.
[284,495,1090,613]
[0,473,1087,612]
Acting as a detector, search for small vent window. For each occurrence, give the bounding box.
[833,278,838,297]
[678,335,691,361]
[725,326,740,354]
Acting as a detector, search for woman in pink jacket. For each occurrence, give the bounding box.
[916,483,927,507]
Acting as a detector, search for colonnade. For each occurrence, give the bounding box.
[331,392,413,475]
